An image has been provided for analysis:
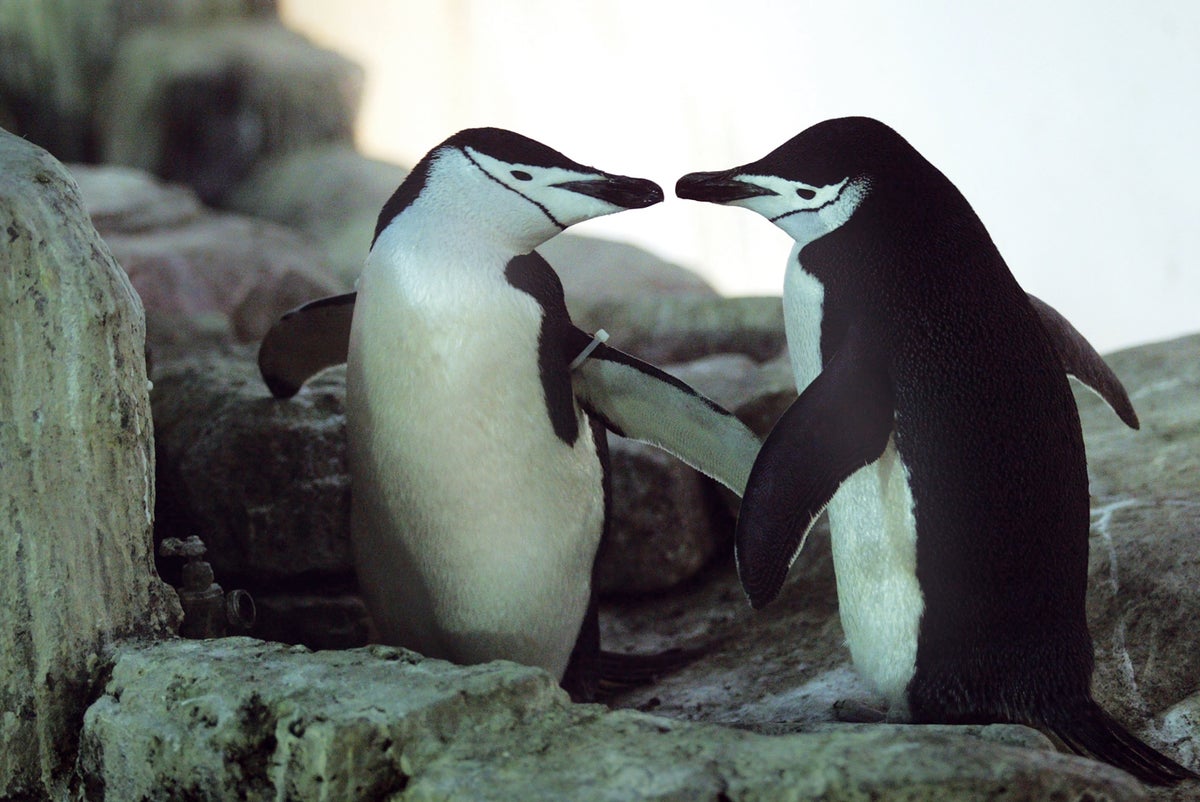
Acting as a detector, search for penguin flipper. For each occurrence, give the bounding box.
[1026,294,1139,430]
[1047,700,1198,786]
[735,324,894,609]
[569,332,762,496]
[257,292,357,398]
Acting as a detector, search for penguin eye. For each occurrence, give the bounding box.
[510,170,533,181]
[796,187,817,201]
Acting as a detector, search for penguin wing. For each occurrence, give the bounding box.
[569,333,761,496]
[735,324,894,609]
[257,292,357,398]
[1026,294,1139,429]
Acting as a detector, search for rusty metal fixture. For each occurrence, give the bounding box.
[159,536,256,638]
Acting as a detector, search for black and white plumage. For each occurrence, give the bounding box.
[677,116,1194,786]
[259,128,760,700]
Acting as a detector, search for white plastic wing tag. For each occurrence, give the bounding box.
[568,329,610,371]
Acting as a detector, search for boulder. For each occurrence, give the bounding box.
[223,142,406,289]
[0,0,276,162]
[71,164,341,349]
[96,20,362,203]
[0,129,179,799]
[79,638,1145,801]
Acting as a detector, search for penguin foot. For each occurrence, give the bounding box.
[832,698,887,723]
[594,646,704,700]
[1046,700,1198,787]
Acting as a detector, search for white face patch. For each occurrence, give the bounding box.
[464,147,627,230]
[731,174,872,248]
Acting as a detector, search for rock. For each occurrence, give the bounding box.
[97,20,362,203]
[71,163,341,348]
[153,351,351,589]
[602,333,1200,799]
[0,129,179,799]
[596,437,730,596]
[223,142,407,288]
[572,294,787,365]
[78,637,1145,801]
[0,0,275,162]
[539,233,717,303]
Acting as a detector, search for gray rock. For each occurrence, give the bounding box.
[540,233,718,303]
[223,142,407,289]
[0,128,179,800]
[572,294,787,365]
[71,164,341,349]
[78,638,1145,801]
[96,20,362,203]
[596,437,730,596]
[152,352,351,590]
[0,0,275,162]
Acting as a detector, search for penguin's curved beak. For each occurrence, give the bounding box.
[676,170,776,204]
[554,175,664,209]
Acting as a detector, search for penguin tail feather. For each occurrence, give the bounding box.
[1047,701,1198,787]
[594,646,703,696]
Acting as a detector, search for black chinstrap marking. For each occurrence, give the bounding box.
[462,147,567,231]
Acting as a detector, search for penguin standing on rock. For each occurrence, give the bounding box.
[259,128,761,701]
[677,116,1196,785]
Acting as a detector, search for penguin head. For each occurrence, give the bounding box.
[676,117,920,247]
[373,128,663,253]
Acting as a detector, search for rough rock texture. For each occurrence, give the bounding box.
[71,164,341,346]
[601,333,1200,802]
[0,130,179,799]
[541,233,719,304]
[79,638,1146,801]
[97,20,362,203]
[0,0,275,162]
[573,294,787,365]
[223,142,407,288]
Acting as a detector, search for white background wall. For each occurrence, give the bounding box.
[280,0,1199,352]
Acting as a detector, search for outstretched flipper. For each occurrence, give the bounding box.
[735,322,894,609]
[258,292,357,398]
[568,331,762,496]
[1046,699,1198,786]
[1027,294,1139,429]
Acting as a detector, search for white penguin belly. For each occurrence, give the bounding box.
[826,446,921,715]
[347,274,603,680]
[784,254,923,715]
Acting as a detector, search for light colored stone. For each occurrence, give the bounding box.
[223,142,406,289]
[78,638,1145,801]
[72,164,341,347]
[0,129,179,800]
[0,0,275,161]
[540,233,717,303]
[97,20,362,202]
[572,294,787,365]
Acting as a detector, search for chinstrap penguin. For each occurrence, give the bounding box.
[259,127,761,701]
[676,116,1194,785]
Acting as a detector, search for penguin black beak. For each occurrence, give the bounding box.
[554,175,664,209]
[676,170,776,204]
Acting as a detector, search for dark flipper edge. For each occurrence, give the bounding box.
[735,322,894,609]
[1027,294,1139,429]
[258,292,356,398]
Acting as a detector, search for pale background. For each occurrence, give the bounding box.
[280,0,1199,352]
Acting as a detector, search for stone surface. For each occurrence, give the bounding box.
[0,0,275,162]
[97,20,361,203]
[542,233,718,304]
[223,142,407,289]
[71,164,342,347]
[79,638,1145,801]
[0,129,179,800]
[572,294,787,365]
